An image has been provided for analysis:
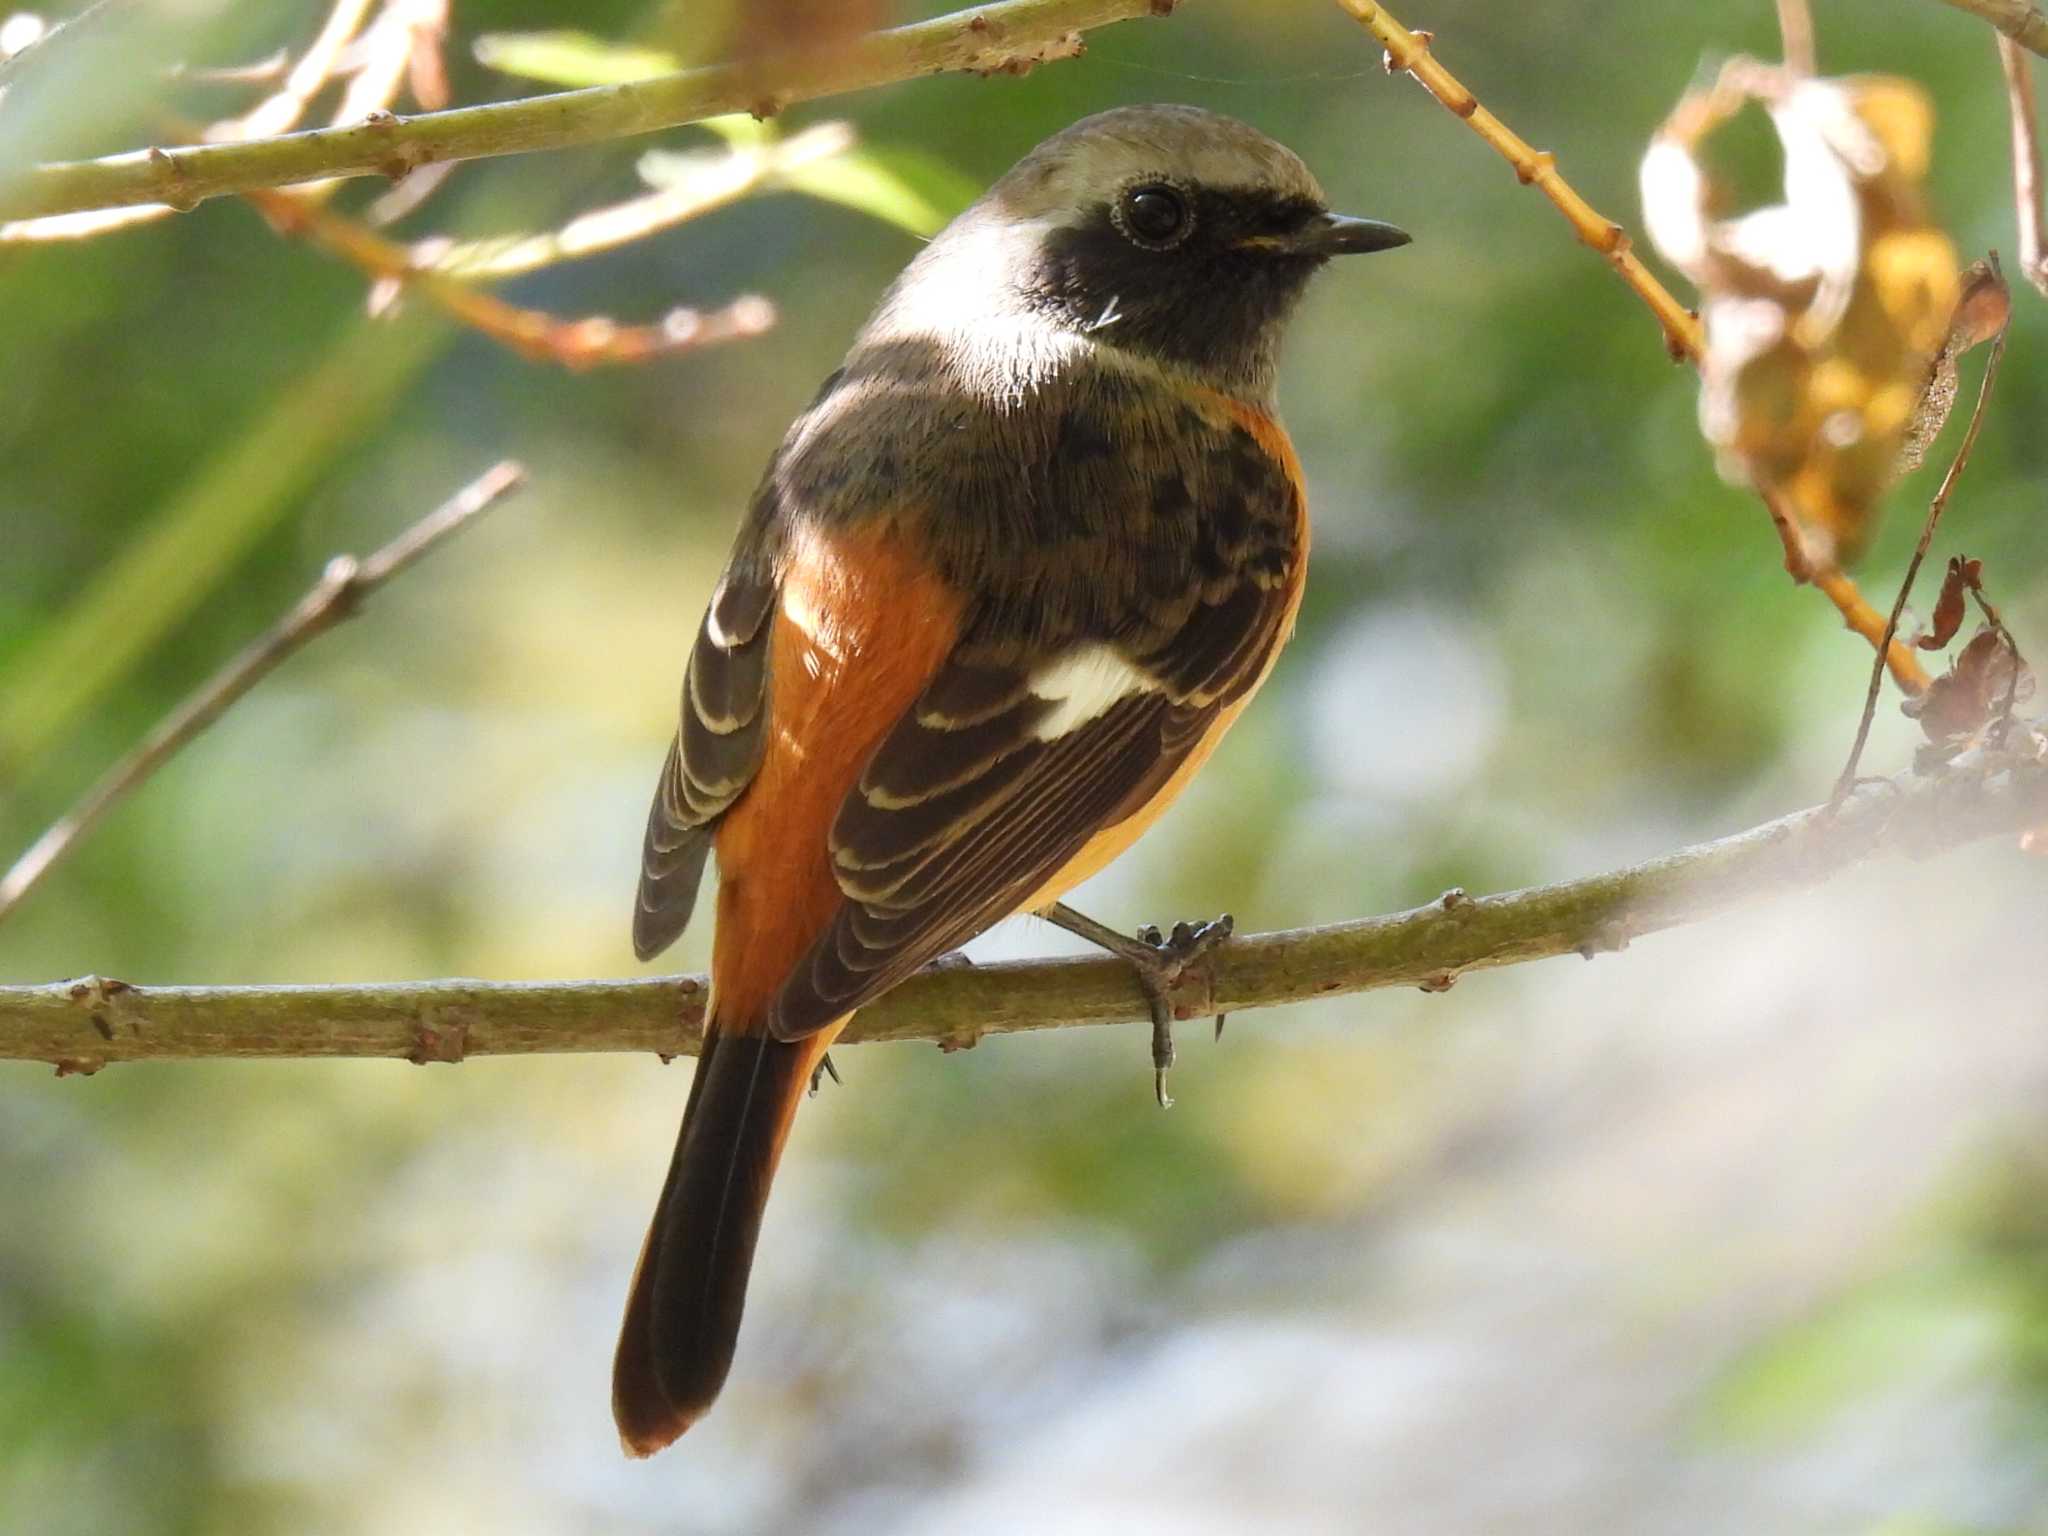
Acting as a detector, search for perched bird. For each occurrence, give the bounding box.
[615,103,1408,1455]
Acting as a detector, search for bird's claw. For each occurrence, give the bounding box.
[1126,914,1234,1109]
[1040,903,1235,1108]
[808,1051,841,1097]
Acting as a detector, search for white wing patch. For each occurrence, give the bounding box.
[1028,643,1160,741]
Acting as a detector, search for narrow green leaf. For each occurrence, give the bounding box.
[472,31,681,89]
[695,114,774,151]
[0,316,449,770]
[778,146,978,238]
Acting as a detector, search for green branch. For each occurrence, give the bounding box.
[5,756,2042,1072]
[0,0,1172,222]
[1930,0,2048,56]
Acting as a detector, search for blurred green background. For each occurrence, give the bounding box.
[4,1,2048,1531]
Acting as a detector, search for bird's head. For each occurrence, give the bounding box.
[869,104,1410,399]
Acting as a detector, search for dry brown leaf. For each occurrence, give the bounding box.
[1903,625,2034,744]
[1642,64,1961,566]
[1918,554,1980,651]
[1896,258,2011,477]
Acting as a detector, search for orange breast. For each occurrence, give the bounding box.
[709,521,964,1032]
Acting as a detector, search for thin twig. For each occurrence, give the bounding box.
[1997,33,2048,295]
[3,0,431,244]
[1813,568,1934,694]
[323,0,447,131]
[205,0,375,142]
[1964,577,2030,750]
[5,753,2044,1071]
[424,121,852,281]
[1832,299,2009,804]
[1777,0,1817,75]
[1332,0,1704,362]
[1334,0,1931,698]
[0,0,1171,222]
[244,189,775,366]
[0,461,526,926]
[1765,477,1931,694]
[1932,0,2048,59]
[165,51,294,86]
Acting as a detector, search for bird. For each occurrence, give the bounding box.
[614,103,1409,1456]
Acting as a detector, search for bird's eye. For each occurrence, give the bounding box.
[1117,182,1192,249]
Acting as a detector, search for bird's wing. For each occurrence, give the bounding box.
[633,555,779,961]
[766,461,1302,1040]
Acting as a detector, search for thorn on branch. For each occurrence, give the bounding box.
[64,975,138,1043]
[1576,920,1633,959]
[359,106,426,181]
[148,146,198,212]
[408,1014,469,1064]
[965,28,1086,75]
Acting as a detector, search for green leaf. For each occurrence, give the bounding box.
[777,146,978,238]
[472,31,681,88]
[0,317,450,768]
[696,114,774,151]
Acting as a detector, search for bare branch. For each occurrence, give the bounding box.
[0,0,1173,223]
[1932,0,2048,58]
[1334,1,1943,702]
[1997,33,2048,295]
[1777,0,1817,75]
[206,0,375,142]
[6,753,2045,1072]
[1762,491,1934,695]
[1332,0,1704,362]
[423,121,853,281]
[1812,567,1936,693]
[2,0,434,246]
[1834,272,2010,802]
[244,189,775,366]
[0,462,526,926]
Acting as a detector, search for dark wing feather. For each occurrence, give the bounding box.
[765,578,1286,1039]
[633,566,777,960]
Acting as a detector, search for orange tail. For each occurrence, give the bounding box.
[613,1026,834,1456]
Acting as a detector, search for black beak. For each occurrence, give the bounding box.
[1292,211,1412,257]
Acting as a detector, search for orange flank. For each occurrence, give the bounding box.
[708,519,966,1034]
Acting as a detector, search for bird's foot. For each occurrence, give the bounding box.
[808,1052,841,1098]
[1041,902,1234,1109]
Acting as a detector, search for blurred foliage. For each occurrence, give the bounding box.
[3,1,2048,1531]
[1706,1147,2048,1448]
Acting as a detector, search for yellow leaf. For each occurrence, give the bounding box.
[1642,66,1961,565]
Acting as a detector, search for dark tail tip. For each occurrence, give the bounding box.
[613,1224,708,1457]
[611,1032,815,1455]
